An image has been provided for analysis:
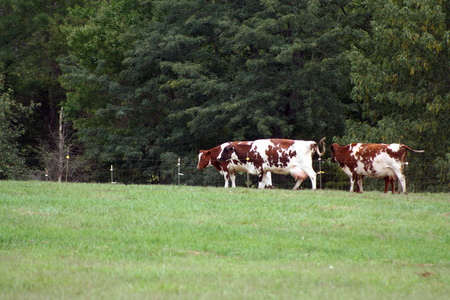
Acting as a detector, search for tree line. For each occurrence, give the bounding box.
[0,0,448,191]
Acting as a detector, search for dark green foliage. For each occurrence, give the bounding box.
[0,76,35,179]
[0,0,84,144]
[1,0,448,190]
[59,0,357,182]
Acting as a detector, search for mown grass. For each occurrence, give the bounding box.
[0,181,448,299]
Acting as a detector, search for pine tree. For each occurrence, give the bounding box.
[0,76,34,179]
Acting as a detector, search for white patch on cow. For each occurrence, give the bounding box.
[387,143,401,152]
[230,152,240,161]
[340,165,357,192]
[216,142,230,162]
[353,152,397,178]
[350,143,363,160]
[251,139,271,160]
[341,165,353,178]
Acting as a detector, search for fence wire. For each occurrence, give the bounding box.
[26,156,450,193]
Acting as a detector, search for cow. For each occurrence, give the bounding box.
[330,143,424,194]
[198,143,272,188]
[217,138,326,190]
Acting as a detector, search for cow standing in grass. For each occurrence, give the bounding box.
[330,143,424,194]
[198,142,272,188]
[217,138,326,190]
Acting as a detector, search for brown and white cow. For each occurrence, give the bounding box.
[330,143,424,194]
[198,143,272,188]
[217,138,326,190]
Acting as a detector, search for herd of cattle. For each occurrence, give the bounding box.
[197,138,424,194]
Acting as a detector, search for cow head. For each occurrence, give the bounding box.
[197,150,212,170]
[217,144,234,161]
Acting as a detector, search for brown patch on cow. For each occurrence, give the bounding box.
[225,142,266,177]
[270,139,294,149]
[265,141,296,168]
[251,149,264,170]
[231,143,253,162]
[330,143,358,172]
[353,144,383,174]
[386,145,407,162]
[265,144,283,167]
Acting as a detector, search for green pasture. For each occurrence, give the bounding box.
[0,181,448,299]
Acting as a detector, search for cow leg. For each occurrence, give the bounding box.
[257,172,266,189]
[264,171,274,189]
[349,176,355,192]
[223,172,229,188]
[351,173,362,193]
[389,176,396,194]
[384,177,389,193]
[384,176,396,194]
[230,171,237,188]
[397,174,407,194]
[307,171,317,190]
[389,169,406,194]
[292,166,317,190]
[292,179,303,190]
[356,175,364,193]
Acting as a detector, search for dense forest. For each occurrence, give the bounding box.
[0,0,449,191]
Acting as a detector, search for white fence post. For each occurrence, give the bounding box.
[318,157,322,189]
[178,157,184,185]
[110,165,114,184]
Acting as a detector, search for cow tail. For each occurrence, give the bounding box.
[317,137,326,157]
[402,145,425,153]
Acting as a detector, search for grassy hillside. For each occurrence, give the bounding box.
[0,181,448,299]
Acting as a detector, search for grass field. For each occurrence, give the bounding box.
[0,181,448,299]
